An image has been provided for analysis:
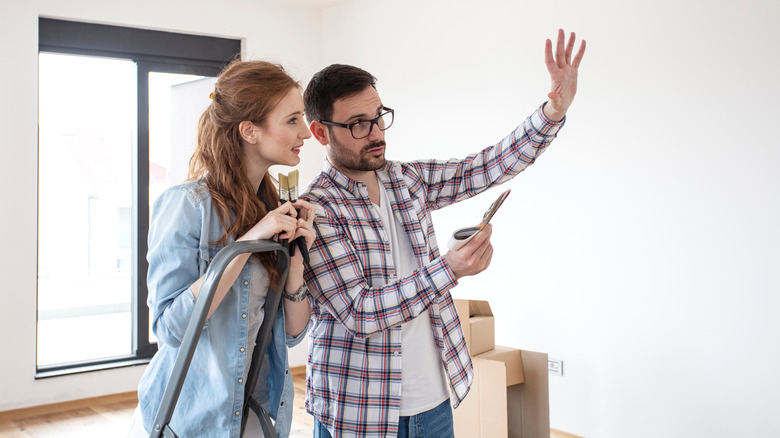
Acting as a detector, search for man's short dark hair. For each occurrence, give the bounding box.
[304,64,377,124]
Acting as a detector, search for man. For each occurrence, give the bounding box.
[301,29,586,438]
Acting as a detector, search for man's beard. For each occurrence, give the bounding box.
[329,138,387,173]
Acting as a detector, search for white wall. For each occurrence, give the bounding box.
[320,0,780,437]
[4,0,780,435]
[0,0,325,412]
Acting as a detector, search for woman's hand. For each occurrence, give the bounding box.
[290,199,317,250]
[237,201,300,243]
[284,200,316,292]
[282,199,316,337]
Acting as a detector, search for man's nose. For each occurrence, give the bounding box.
[367,121,383,141]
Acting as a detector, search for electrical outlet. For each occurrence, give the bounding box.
[548,358,563,376]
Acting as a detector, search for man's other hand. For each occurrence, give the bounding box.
[445,224,494,279]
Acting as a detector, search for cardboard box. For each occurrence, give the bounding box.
[453,347,550,438]
[454,299,495,356]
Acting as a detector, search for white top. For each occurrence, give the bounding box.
[372,185,449,416]
[246,257,269,378]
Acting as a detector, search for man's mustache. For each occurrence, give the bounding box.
[361,140,386,153]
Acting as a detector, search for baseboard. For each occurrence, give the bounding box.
[290,365,306,378]
[1,367,307,422]
[551,428,584,438]
[0,391,138,421]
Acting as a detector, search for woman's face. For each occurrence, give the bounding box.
[245,87,311,170]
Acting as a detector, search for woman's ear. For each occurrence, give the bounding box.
[309,121,330,146]
[239,120,259,144]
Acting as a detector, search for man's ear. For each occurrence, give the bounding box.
[238,120,258,144]
[309,121,330,146]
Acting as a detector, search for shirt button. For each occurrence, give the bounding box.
[393,351,400,357]
[240,347,245,353]
[242,314,247,319]
[243,281,249,286]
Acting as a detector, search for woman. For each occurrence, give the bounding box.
[130,60,314,437]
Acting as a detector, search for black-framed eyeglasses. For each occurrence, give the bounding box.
[320,107,394,139]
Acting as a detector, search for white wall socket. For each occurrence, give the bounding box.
[548,357,563,376]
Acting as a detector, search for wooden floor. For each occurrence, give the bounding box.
[0,369,312,438]
[0,368,575,437]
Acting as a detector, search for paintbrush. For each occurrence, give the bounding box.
[278,170,309,263]
[278,172,290,250]
[286,170,309,263]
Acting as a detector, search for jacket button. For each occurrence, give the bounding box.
[240,347,245,353]
[242,314,247,319]
[243,281,249,286]
[235,411,240,416]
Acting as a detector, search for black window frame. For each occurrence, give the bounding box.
[37,18,240,377]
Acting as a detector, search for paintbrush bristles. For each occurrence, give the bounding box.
[278,171,299,201]
[287,170,299,187]
[287,170,299,201]
[278,173,290,201]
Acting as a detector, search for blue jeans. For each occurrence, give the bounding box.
[313,399,454,438]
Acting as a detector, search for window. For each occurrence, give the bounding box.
[37,18,239,376]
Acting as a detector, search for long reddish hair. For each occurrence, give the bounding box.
[189,59,299,283]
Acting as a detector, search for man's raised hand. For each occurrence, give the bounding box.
[543,29,586,121]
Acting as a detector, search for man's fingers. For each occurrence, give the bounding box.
[473,236,493,262]
[544,39,557,74]
[564,32,575,64]
[572,40,586,68]
[483,245,494,269]
[463,225,492,250]
[555,28,566,68]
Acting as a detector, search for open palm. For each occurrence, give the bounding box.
[544,29,586,121]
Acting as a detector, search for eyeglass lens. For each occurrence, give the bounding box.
[351,111,393,139]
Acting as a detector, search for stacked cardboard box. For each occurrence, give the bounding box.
[452,299,550,438]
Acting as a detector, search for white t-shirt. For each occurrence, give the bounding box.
[372,185,449,416]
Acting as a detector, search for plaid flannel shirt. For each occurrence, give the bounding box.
[301,104,564,438]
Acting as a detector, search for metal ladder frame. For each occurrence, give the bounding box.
[149,239,289,438]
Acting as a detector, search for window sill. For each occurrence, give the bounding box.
[36,356,151,379]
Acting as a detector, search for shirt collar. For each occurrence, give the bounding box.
[323,156,394,196]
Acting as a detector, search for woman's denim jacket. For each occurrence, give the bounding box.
[137,179,306,437]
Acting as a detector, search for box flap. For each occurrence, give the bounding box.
[469,316,495,356]
[454,299,495,356]
[468,299,493,317]
[476,346,525,386]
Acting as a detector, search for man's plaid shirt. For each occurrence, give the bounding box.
[301,105,564,437]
